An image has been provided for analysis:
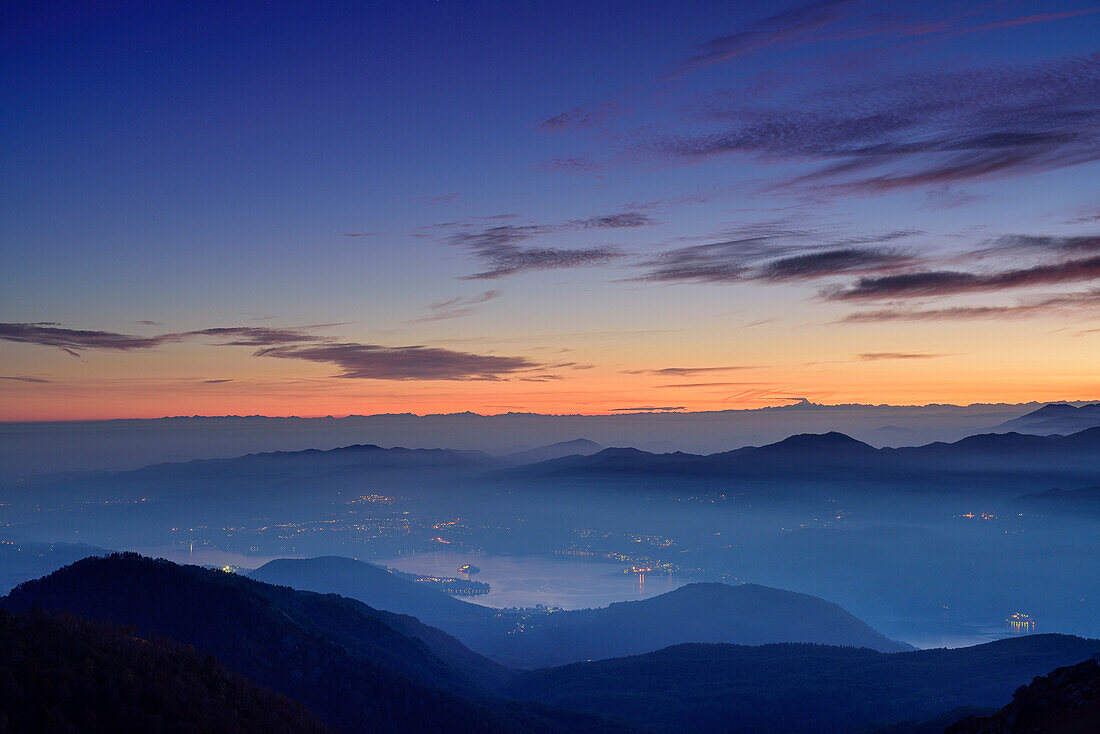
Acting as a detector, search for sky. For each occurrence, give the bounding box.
[2,0,1099,421]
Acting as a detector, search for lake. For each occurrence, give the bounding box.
[377,550,687,610]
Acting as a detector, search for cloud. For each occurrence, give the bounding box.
[343,231,380,237]
[653,53,1100,195]
[444,211,655,279]
[414,193,459,205]
[134,320,164,326]
[676,0,858,73]
[857,352,952,360]
[539,102,621,132]
[0,322,178,354]
[414,290,502,322]
[610,406,686,412]
[0,375,50,383]
[571,212,655,229]
[637,227,917,285]
[827,255,1100,300]
[538,156,604,173]
[253,342,538,381]
[654,381,769,388]
[842,289,1100,322]
[624,365,761,376]
[185,326,327,346]
[202,379,233,384]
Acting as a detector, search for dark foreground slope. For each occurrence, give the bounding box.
[507,635,1100,734]
[0,609,332,734]
[947,656,1100,734]
[251,558,909,667]
[1,554,636,734]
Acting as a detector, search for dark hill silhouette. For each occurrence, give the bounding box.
[249,556,505,673]
[478,582,911,668]
[993,402,1100,436]
[506,635,1100,734]
[0,539,108,595]
[0,608,333,734]
[249,558,910,668]
[502,439,604,465]
[947,656,1100,733]
[0,554,635,734]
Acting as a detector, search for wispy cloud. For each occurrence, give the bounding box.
[827,255,1100,300]
[637,227,917,285]
[444,211,656,279]
[610,405,686,412]
[842,289,1100,322]
[1,321,539,382]
[539,102,621,132]
[0,323,178,355]
[254,342,537,381]
[414,289,502,322]
[675,0,859,73]
[857,352,952,360]
[652,53,1100,195]
[0,375,51,383]
[623,365,761,376]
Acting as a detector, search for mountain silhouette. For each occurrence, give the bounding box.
[0,553,634,734]
[252,557,911,668]
[510,427,1100,492]
[0,608,333,734]
[993,402,1100,436]
[502,439,604,465]
[506,635,1100,734]
[947,655,1100,733]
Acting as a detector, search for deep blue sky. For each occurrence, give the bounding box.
[2,1,1098,419]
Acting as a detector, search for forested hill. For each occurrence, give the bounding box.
[0,608,333,734]
[0,554,637,734]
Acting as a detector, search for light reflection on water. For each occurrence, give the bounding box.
[377,550,686,610]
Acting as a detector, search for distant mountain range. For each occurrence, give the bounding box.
[250,556,911,668]
[2,403,1064,479]
[992,402,1100,436]
[509,427,1100,492]
[505,635,1100,734]
[14,425,1099,506]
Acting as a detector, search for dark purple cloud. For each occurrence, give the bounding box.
[202,379,233,384]
[0,375,51,383]
[637,228,917,285]
[828,255,1100,300]
[654,53,1100,194]
[185,326,326,346]
[842,289,1100,322]
[444,211,655,279]
[676,0,858,73]
[0,323,177,353]
[254,342,538,381]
